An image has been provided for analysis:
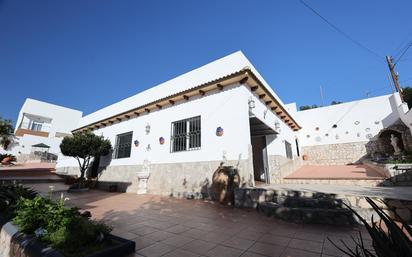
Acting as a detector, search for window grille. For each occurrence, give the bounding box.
[171,116,201,152]
[285,140,293,159]
[114,131,133,159]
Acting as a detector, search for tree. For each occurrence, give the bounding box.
[331,100,342,105]
[299,104,318,111]
[402,86,412,109]
[60,132,112,183]
[0,117,14,150]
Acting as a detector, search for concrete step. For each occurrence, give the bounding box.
[257,201,356,225]
[235,187,412,223]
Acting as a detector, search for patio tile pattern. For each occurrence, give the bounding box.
[61,190,372,257]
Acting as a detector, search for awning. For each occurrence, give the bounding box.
[31,143,50,148]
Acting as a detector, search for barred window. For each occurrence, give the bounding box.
[285,140,293,159]
[171,116,201,152]
[114,131,133,159]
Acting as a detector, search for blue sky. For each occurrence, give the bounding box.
[1,0,412,124]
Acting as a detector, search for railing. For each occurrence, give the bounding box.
[19,121,51,133]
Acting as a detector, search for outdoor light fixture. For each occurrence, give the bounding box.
[134,140,139,147]
[145,123,151,134]
[248,97,255,110]
[274,121,281,133]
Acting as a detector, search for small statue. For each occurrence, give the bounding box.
[390,134,401,155]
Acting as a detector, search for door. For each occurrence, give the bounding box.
[251,136,268,183]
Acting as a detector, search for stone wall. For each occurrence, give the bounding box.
[267,155,303,183]
[56,158,254,196]
[302,141,368,165]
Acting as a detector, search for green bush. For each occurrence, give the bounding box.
[13,195,112,257]
[0,183,37,221]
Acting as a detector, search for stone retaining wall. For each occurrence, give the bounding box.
[302,141,368,165]
[234,187,412,222]
[56,159,254,196]
[267,155,303,183]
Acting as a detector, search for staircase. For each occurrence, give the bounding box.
[234,187,412,224]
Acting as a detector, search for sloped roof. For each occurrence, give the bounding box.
[74,51,300,131]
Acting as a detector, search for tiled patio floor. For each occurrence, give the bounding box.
[61,190,372,257]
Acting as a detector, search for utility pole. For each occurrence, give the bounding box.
[386,55,404,102]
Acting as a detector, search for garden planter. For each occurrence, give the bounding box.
[1,221,135,257]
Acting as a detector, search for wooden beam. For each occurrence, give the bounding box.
[156,104,162,109]
[134,111,140,116]
[265,100,272,105]
[101,123,106,127]
[169,99,175,105]
[276,111,282,115]
[239,77,249,84]
[250,86,258,91]
[288,123,293,126]
[271,106,278,111]
[217,84,224,90]
[183,95,189,100]
[199,89,205,96]
[284,119,290,123]
[116,117,122,122]
[259,94,266,99]
[145,108,150,113]
[125,115,130,119]
[95,125,100,129]
[109,120,114,125]
[280,115,286,119]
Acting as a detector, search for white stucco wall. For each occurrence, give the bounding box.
[294,93,402,147]
[248,91,298,157]
[57,84,252,168]
[3,98,82,157]
[56,82,297,170]
[15,98,82,137]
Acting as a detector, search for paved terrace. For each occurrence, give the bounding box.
[285,165,385,180]
[54,190,372,257]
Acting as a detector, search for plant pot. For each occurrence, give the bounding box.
[9,232,135,257]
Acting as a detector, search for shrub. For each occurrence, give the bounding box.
[329,197,412,257]
[13,194,112,257]
[0,183,37,221]
[60,132,112,184]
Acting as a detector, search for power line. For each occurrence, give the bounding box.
[394,42,412,66]
[393,28,412,58]
[299,0,384,62]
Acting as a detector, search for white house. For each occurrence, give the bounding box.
[56,51,302,194]
[54,51,412,194]
[4,98,82,162]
